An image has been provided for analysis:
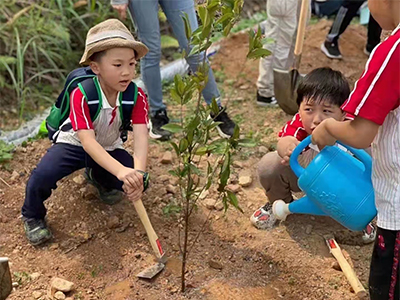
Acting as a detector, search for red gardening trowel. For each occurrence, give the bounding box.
[274,0,309,115]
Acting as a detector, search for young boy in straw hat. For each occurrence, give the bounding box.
[21,19,150,246]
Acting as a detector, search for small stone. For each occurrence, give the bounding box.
[135,231,141,237]
[204,199,216,210]
[32,291,42,299]
[232,161,243,168]
[158,175,170,182]
[54,291,66,300]
[161,151,173,164]
[331,261,341,271]
[30,272,41,280]
[355,246,361,250]
[305,225,313,235]
[72,175,85,185]
[65,298,74,300]
[208,259,223,270]
[10,170,19,181]
[214,201,224,211]
[166,184,178,194]
[226,184,241,193]
[49,244,59,251]
[50,277,74,293]
[12,282,18,287]
[239,84,249,90]
[199,190,209,200]
[107,216,120,229]
[258,146,269,154]
[310,216,316,220]
[238,172,252,187]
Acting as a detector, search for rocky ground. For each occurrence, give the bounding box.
[0,19,375,300]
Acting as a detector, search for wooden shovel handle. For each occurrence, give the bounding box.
[331,248,367,298]
[294,0,310,56]
[133,199,164,260]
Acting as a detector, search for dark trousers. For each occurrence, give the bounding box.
[326,0,382,51]
[22,143,133,219]
[369,227,400,300]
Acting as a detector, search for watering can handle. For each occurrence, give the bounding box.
[289,136,311,178]
[289,136,373,177]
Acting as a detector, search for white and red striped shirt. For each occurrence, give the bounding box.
[342,24,400,230]
[56,83,149,151]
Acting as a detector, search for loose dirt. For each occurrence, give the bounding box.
[1,20,374,300]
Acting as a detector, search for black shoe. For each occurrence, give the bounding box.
[84,168,122,205]
[321,40,342,59]
[149,109,172,141]
[22,217,52,246]
[210,107,236,138]
[256,92,278,107]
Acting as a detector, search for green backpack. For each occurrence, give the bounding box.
[45,67,138,142]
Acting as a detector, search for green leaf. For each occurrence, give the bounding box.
[223,22,233,36]
[181,12,192,40]
[170,142,180,156]
[232,125,240,140]
[170,89,182,104]
[188,115,201,131]
[195,146,208,156]
[198,6,207,25]
[162,123,183,133]
[247,48,271,59]
[210,98,220,115]
[189,163,201,175]
[216,12,233,25]
[179,138,189,152]
[188,44,200,56]
[238,138,257,147]
[227,191,243,213]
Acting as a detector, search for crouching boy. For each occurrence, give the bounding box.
[250,67,376,244]
[21,19,150,245]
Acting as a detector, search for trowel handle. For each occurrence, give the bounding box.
[133,199,164,260]
[294,0,310,56]
[336,141,372,175]
[290,136,311,178]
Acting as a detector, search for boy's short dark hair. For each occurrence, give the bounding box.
[90,49,139,63]
[296,67,350,107]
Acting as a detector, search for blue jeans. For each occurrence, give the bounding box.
[128,0,221,115]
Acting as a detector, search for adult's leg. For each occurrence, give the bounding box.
[161,0,220,105]
[326,0,363,43]
[128,0,164,115]
[257,0,299,99]
[366,15,382,52]
[22,143,86,219]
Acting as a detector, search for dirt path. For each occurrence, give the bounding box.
[0,20,373,300]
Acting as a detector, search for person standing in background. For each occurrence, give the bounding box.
[320,0,382,59]
[111,0,236,141]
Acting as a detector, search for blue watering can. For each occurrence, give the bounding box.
[272,136,377,231]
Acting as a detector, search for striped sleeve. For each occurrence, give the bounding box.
[69,87,93,131]
[341,33,400,125]
[131,88,149,125]
[278,113,308,141]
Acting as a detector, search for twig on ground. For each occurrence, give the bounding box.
[0,177,11,188]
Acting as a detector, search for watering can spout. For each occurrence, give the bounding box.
[273,196,327,221]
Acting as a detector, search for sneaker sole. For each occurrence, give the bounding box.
[320,43,342,59]
[216,125,231,139]
[257,101,278,107]
[149,121,171,141]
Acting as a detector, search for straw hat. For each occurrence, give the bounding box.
[80,19,148,65]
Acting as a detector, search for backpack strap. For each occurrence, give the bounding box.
[119,82,138,142]
[77,77,103,122]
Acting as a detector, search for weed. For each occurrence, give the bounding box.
[13,271,31,285]
[0,140,14,164]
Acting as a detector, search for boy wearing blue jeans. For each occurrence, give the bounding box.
[312,0,400,297]
[22,19,150,245]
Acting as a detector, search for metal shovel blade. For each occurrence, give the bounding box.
[137,262,165,279]
[273,68,304,115]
